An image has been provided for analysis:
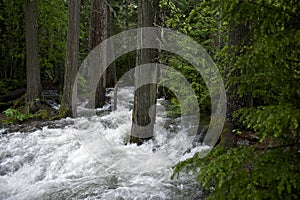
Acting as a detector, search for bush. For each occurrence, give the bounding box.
[3,108,32,122]
[173,146,300,200]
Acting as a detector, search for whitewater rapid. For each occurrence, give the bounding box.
[0,87,209,200]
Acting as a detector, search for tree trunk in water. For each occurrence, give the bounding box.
[61,0,81,117]
[25,0,41,112]
[130,0,159,145]
[87,0,108,108]
[105,5,116,88]
[125,0,134,83]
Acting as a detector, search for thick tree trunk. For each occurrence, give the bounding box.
[130,0,159,144]
[61,0,81,117]
[89,0,107,108]
[25,0,41,111]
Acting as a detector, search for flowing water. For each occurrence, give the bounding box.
[0,88,209,200]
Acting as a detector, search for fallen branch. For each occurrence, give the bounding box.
[0,88,26,102]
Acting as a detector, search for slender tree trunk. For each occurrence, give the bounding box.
[130,0,159,144]
[106,5,116,88]
[124,0,136,84]
[55,29,65,93]
[220,3,252,147]
[61,0,81,117]
[89,0,107,108]
[225,22,251,125]
[25,0,41,111]
[125,0,131,77]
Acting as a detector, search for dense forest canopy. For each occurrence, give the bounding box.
[0,0,299,199]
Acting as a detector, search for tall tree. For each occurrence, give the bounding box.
[105,4,117,88]
[222,4,252,147]
[55,29,65,93]
[61,0,81,117]
[225,19,251,127]
[89,0,108,108]
[25,0,41,111]
[173,1,300,198]
[130,0,159,144]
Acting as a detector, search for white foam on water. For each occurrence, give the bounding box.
[0,87,208,200]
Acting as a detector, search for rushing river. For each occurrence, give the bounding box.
[0,87,209,200]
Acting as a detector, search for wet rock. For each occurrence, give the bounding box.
[192,125,208,147]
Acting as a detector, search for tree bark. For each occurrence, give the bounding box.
[55,29,65,93]
[89,0,108,108]
[105,5,116,88]
[25,0,41,111]
[226,22,251,125]
[224,4,252,137]
[130,0,159,144]
[61,0,81,117]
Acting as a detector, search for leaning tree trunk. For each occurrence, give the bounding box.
[61,0,81,117]
[130,0,159,145]
[25,0,41,112]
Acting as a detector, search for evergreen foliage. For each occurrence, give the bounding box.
[173,146,300,199]
[168,0,300,199]
[0,0,299,198]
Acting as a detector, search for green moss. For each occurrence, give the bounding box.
[49,107,67,120]
[33,109,48,120]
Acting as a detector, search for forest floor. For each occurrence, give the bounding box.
[0,113,8,125]
[0,97,64,134]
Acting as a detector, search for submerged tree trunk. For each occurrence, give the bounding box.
[89,0,108,108]
[130,0,159,144]
[25,0,41,112]
[61,0,81,117]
